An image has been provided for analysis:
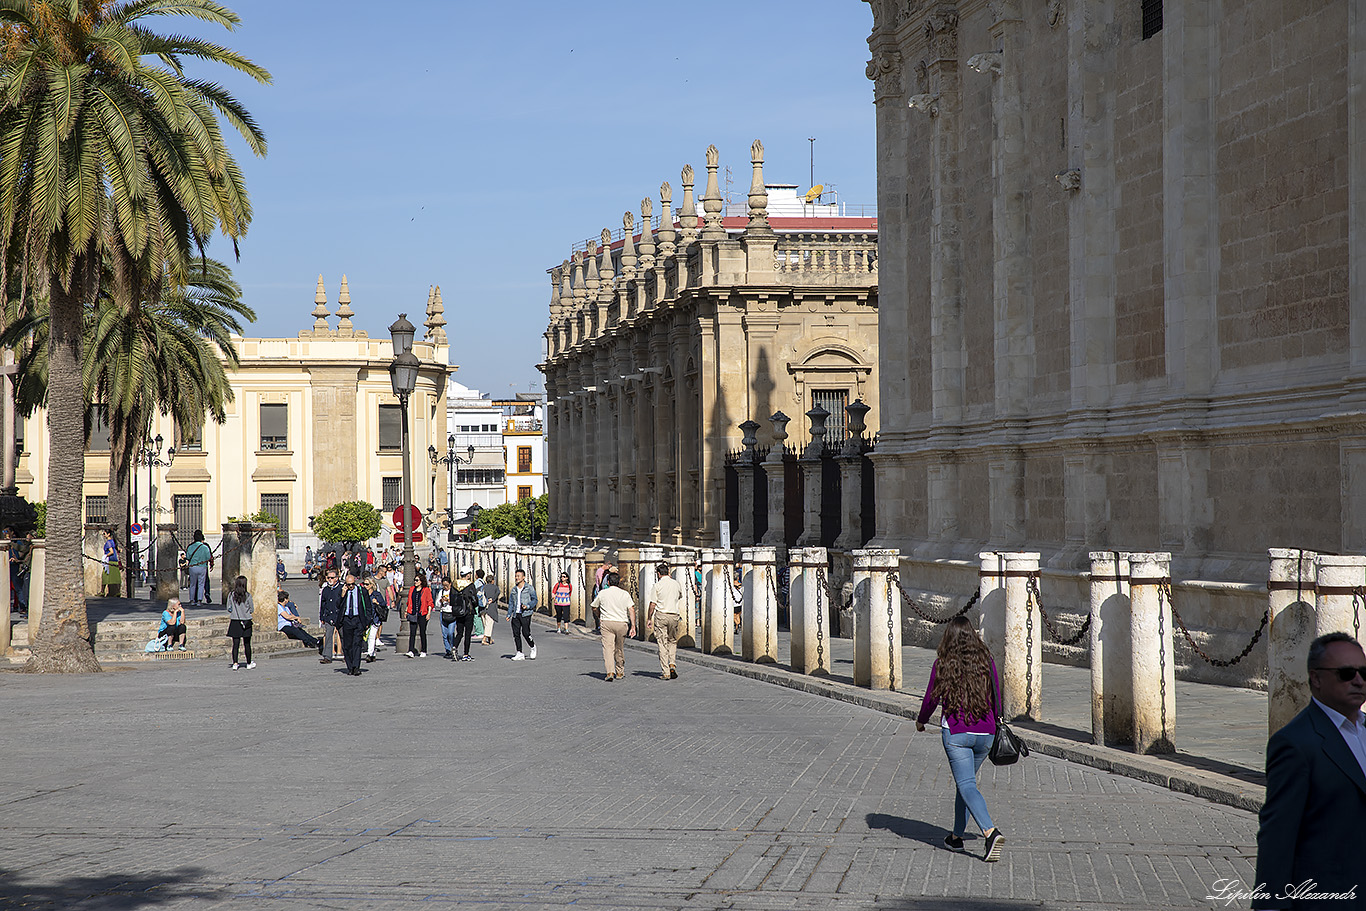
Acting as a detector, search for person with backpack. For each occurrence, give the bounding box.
[478,569,499,645]
[362,574,388,662]
[185,529,214,605]
[448,566,480,661]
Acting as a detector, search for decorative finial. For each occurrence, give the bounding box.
[747,139,770,234]
[701,144,725,241]
[334,275,354,334]
[311,274,330,331]
[657,181,676,257]
[620,212,637,279]
[679,165,698,243]
[571,252,587,305]
[559,258,573,312]
[429,286,447,344]
[598,228,615,298]
[584,240,600,299]
[638,197,655,270]
[549,265,562,319]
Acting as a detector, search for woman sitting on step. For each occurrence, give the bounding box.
[159,598,187,651]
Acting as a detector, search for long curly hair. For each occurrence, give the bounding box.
[930,617,996,723]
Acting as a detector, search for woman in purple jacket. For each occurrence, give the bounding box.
[915,616,1005,862]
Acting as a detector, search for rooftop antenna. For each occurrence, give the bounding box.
[808,137,815,191]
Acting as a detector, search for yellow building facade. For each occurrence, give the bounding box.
[16,277,452,562]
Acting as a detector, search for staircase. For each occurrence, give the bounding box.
[5,615,325,664]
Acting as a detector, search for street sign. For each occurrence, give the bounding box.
[130,523,143,536]
[392,531,425,543]
[719,521,731,550]
[392,505,423,531]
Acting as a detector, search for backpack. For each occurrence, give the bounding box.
[371,592,390,623]
[452,584,477,619]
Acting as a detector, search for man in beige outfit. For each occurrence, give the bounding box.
[590,571,635,681]
[647,561,685,680]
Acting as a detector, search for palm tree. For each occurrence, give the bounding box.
[0,0,268,671]
[4,258,254,597]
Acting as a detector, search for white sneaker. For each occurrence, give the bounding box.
[405,651,415,658]
[419,652,427,658]
[230,663,239,670]
[512,652,525,661]
[529,646,537,660]
[245,662,256,670]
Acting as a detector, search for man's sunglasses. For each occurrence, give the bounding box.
[1313,665,1366,682]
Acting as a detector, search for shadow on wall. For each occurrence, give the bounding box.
[0,866,222,909]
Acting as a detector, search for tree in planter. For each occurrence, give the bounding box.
[471,494,548,542]
[312,501,382,544]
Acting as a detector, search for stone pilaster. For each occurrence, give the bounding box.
[1349,0,1366,397]
[1152,431,1212,578]
[760,411,790,548]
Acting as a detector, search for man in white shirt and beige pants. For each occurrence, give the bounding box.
[647,561,685,680]
[590,571,635,681]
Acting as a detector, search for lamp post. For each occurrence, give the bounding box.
[388,314,419,653]
[134,434,176,595]
[429,434,475,545]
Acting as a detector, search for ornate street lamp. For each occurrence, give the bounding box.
[134,433,175,596]
[388,313,419,652]
[429,433,476,544]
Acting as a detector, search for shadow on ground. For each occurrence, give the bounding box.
[866,812,964,849]
[0,866,220,910]
[1013,719,1267,786]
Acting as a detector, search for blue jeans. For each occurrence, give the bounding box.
[441,617,458,653]
[188,565,209,603]
[942,728,995,837]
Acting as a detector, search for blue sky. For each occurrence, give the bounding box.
[202,1,879,396]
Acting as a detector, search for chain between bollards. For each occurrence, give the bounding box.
[1027,574,1092,646]
[889,572,980,624]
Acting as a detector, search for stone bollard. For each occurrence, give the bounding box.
[1089,551,1133,747]
[853,549,902,690]
[851,552,873,685]
[1268,548,1318,735]
[1313,552,1366,641]
[82,525,106,596]
[740,545,779,663]
[231,523,279,630]
[0,539,9,656]
[978,552,1007,668]
[27,539,46,645]
[1001,552,1042,721]
[155,523,180,601]
[637,546,665,640]
[616,546,640,632]
[700,548,734,655]
[789,546,832,676]
[1129,552,1176,754]
[566,547,588,625]
[531,545,550,613]
[220,524,241,605]
[669,548,697,648]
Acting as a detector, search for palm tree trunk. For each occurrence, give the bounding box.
[28,260,100,673]
[107,416,135,598]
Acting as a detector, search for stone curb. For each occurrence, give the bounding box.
[548,617,1264,814]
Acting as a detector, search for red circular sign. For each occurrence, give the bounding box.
[392,505,423,531]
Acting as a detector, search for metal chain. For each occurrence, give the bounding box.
[884,573,897,690]
[764,565,773,657]
[1354,586,1364,643]
[814,565,827,667]
[1165,582,1269,668]
[727,564,743,606]
[889,572,980,624]
[1158,578,1170,743]
[1027,574,1092,646]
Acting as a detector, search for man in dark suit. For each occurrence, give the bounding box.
[318,568,343,665]
[1255,632,1366,909]
[337,570,373,676]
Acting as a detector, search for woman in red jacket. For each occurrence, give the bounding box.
[405,568,435,657]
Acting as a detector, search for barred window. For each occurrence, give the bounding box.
[173,494,204,539]
[260,493,289,548]
[812,389,849,442]
[1141,0,1162,39]
[457,468,504,485]
[382,477,402,511]
[85,495,108,525]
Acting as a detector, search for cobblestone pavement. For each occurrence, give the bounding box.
[0,626,1257,910]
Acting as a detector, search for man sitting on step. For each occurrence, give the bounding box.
[277,590,322,652]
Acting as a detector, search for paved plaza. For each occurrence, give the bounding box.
[0,613,1259,911]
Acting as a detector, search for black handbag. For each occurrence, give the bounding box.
[988,671,1029,766]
